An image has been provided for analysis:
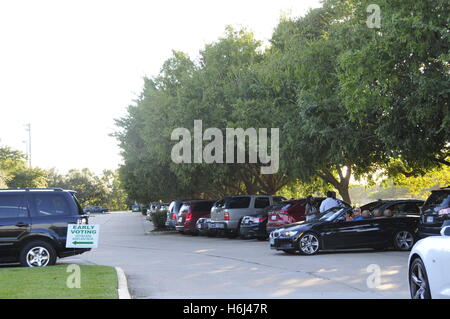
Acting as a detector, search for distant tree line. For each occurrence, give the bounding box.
[114,0,449,204]
[0,145,128,210]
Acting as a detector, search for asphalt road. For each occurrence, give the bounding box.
[61,212,411,299]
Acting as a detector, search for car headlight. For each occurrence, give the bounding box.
[283,231,298,237]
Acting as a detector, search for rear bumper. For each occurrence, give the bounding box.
[417,225,443,239]
[240,225,266,238]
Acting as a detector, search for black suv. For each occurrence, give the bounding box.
[0,188,91,267]
[417,186,450,238]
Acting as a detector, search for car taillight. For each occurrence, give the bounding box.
[224,211,230,221]
[172,213,177,219]
[257,217,266,222]
[77,218,87,225]
[438,208,450,216]
[278,211,288,215]
[186,213,192,221]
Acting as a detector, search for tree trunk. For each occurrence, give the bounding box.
[317,165,352,205]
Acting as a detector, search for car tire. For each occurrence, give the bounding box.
[19,241,57,267]
[298,232,321,256]
[409,258,432,299]
[393,230,415,251]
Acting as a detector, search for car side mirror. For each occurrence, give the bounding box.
[441,226,450,237]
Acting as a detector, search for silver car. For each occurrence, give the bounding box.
[210,195,282,238]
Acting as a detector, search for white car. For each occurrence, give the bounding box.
[408,226,450,299]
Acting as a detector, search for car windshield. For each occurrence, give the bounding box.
[422,192,450,214]
[318,207,347,222]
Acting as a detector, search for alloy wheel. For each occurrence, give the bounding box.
[395,231,414,250]
[410,260,430,299]
[299,234,319,255]
[26,246,50,267]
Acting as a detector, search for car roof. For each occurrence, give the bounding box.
[0,188,73,194]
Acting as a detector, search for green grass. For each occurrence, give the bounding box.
[0,265,118,299]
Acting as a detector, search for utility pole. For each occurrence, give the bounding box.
[24,123,31,167]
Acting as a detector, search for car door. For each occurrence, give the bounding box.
[321,218,379,249]
[29,192,78,240]
[0,193,31,257]
[254,197,271,215]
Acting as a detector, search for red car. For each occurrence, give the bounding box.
[175,200,216,235]
[266,198,325,233]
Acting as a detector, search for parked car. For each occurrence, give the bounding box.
[84,206,108,214]
[165,200,183,229]
[417,186,450,239]
[266,198,325,233]
[176,200,216,235]
[210,195,282,238]
[270,205,420,255]
[408,225,450,299]
[240,203,284,240]
[131,204,141,213]
[0,188,91,267]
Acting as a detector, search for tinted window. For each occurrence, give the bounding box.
[0,195,28,218]
[422,192,450,214]
[194,201,214,211]
[33,194,71,217]
[224,197,251,209]
[273,196,286,203]
[254,197,270,208]
[280,203,294,211]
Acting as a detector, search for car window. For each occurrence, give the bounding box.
[33,194,71,217]
[390,203,421,216]
[195,201,214,211]
[0,195,28,218]
[422,192,450,214]
[224,197,251,209]
[180,204,190,213]
[318,207,347,222]
[255,197,270,209]
[273,196,286,203]
[280,203,294,211]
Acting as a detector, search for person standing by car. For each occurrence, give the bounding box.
[319,191,341,213]
[305,196,319,222]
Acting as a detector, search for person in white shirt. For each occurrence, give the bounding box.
[319,191,341,213]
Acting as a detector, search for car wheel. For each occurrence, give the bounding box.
[19,241,57,267]
[409,258,432,299]
[298,232,320,255]
[394,230,415,251]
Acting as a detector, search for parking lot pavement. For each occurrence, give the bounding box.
[61,212,411,299]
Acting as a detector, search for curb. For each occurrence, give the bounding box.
[115,267,132,299]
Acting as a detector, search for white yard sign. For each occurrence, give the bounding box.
[66,224,100,248]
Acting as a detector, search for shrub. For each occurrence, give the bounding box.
[151,209,168,230]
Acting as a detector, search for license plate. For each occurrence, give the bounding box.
[271,216,277,221]
[270,237,274,245]
[178,217,183,222]
[426,216,434,224]
[211,223,224,229]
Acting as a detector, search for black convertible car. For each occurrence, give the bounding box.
[270,205,420,255]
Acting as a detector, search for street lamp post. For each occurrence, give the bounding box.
[24,123,31,168]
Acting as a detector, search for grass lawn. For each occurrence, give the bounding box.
[0,265,118,299]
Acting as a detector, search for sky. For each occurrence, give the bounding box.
[0,0,321,174]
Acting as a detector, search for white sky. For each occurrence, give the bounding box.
[0,0,321,174]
